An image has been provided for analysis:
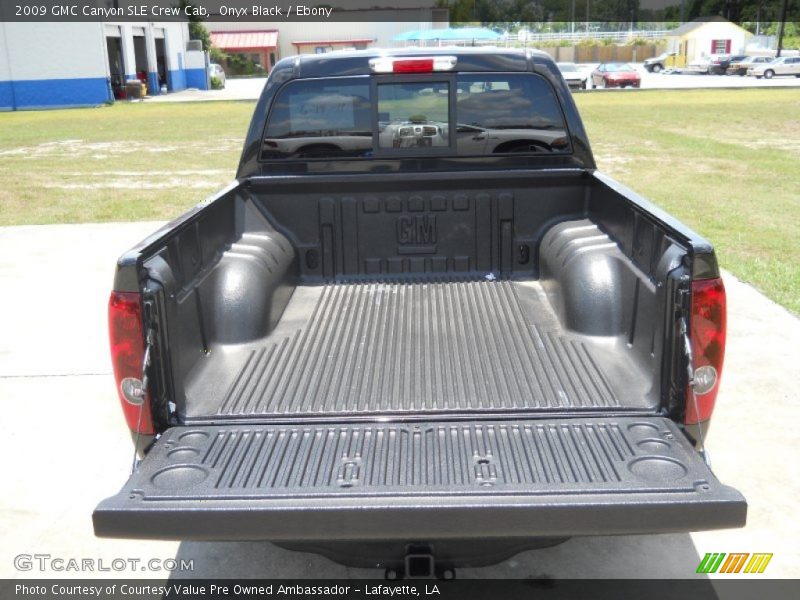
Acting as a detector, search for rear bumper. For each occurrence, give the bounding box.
[94,417,746,541]
[605,80,640,88]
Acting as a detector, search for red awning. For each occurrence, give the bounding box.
[211,31,278,50]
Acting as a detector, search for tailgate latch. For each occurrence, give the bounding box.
[679,317,712,469]
[129,327,155,473]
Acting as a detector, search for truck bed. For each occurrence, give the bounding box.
[97,51,747,552]
[135,171,681,426]
[186,279,649,422]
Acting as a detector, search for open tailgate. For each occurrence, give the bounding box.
[94,416,745,540]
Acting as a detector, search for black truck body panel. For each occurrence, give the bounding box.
[97,48,744,553]
[112,171,719,295]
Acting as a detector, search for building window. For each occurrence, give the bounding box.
[712,39,730,54]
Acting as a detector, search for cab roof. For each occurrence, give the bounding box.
[272,46,556,78]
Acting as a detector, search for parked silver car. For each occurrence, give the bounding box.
[747,56,800,79]
[644,52,676,73]
[557,62,588,90]
[727,56,773,76]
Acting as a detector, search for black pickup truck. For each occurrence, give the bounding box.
[94,48,745,576]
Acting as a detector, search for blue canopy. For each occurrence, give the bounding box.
[393,27,502,42]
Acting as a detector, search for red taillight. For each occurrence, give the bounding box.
[369,56,457,74]
[108,291,155,435]
[392,59,434,73]
[684,278,726,424]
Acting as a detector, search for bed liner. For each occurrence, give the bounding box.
[184,279,653,422]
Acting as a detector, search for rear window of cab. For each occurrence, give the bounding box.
[261,73,570,160]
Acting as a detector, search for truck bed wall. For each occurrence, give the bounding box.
[140,171,687,420]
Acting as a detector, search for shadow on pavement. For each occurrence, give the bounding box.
[171,533,707,580]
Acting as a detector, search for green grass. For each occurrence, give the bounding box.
[574,88,799,313]
[0,101,252,224]
[0,90,797,312]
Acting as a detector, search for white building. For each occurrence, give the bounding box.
[0,21,205,111]
[0,4,446,111]
[665,18,753,64]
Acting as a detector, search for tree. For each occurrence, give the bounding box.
[177,2,210,49]
[435,0,562,23]
[177,1,227,63]
[434,0,800,32]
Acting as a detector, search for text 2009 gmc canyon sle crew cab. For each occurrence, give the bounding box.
[94,48,746,576]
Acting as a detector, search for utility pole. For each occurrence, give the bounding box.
[776,0,789,58]
[571,0,576,34]
[756,3,761,36]
[585,0,590,33]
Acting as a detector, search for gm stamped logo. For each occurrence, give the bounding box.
[396,214,436,251]
[696,552,773,574]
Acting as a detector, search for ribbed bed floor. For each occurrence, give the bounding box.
[185,280,650,421]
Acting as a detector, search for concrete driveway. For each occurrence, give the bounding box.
[145,78,267,103]
[0,221,798,580]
